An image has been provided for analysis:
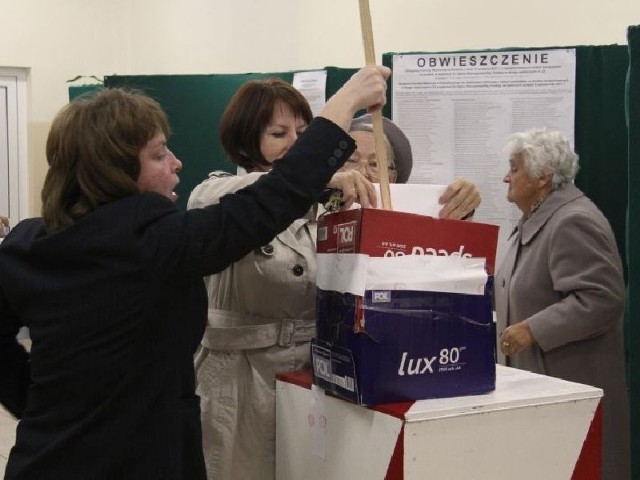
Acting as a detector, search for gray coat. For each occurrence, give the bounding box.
[495,183,630,480]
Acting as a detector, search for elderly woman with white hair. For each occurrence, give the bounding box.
[495,128,630,480]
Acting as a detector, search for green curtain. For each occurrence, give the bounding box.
[574,46,629,280]
[68,84,102,100]
[625,24,640,480]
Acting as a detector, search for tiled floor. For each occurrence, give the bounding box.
[0,404,17,477]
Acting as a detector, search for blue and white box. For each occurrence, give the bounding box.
[312,251,496,405]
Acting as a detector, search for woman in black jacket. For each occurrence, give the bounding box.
[0,65,388,480]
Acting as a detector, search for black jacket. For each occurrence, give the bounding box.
[0,118,354,479]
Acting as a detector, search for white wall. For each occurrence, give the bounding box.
[1,0,638,215]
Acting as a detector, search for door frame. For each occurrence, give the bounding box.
[0,67,29,223]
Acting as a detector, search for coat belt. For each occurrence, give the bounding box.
[200,308,316,350]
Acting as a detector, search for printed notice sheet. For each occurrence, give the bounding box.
[391,48,576,263]
[293,70,327,117]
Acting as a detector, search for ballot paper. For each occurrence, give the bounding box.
[371,183,447,217]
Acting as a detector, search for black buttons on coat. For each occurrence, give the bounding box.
[256,244,274,256]
[292,265,304,276]
[328,140,350,167]
[263,244,274,255]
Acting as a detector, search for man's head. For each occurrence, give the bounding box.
[342,114,413,183]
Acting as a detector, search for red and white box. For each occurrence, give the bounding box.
[316,208,499,274]
[313,209,500,404]
[276,366,603,480]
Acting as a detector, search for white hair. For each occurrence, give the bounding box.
[505,128,580,189]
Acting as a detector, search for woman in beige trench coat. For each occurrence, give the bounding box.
[188,78,481,480]
[494,128,630,480]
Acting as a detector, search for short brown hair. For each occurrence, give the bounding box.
[219,78,313,171]
[42,88,170,232]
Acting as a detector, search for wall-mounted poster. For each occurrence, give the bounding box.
[391,48,576,264]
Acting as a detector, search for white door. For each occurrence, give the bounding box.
[0,69,28,225]
[0,81,9,219]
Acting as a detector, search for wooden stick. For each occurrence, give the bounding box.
[358,0,392,211]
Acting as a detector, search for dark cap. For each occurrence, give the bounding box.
[350,114,413,183]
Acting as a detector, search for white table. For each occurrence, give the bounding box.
[276,365,602,480]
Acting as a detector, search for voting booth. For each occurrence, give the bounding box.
[276,366,603,480]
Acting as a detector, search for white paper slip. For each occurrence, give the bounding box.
[369,183,447,217]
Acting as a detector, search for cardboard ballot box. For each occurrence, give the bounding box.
[276,367,603,480]
[312,209,499,405]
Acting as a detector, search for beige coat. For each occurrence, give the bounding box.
[495,183,630,480]
[188,171,317,480]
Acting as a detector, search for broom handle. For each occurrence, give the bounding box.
[358,0,393,210]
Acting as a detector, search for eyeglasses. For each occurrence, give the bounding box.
[342,157,396,176]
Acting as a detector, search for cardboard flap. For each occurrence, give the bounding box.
[317,208,499,274]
